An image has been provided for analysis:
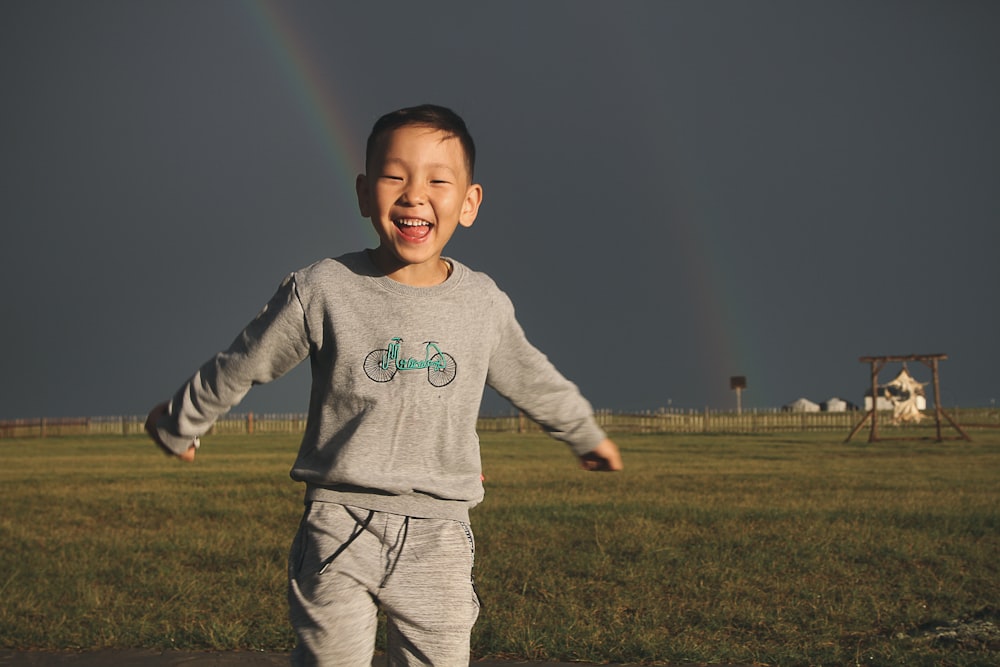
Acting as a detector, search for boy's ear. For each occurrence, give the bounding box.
[459,183,483,228]
[355,174,371,217]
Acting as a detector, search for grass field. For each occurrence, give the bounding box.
[1,431,997,665]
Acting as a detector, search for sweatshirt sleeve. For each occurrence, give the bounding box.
[485,290,606,456]
[154,274,311,454]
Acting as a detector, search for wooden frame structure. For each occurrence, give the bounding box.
[845,353,971,443]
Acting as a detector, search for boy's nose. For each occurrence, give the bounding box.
[399,184,427,205]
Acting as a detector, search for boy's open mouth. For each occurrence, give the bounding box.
[395,218,433,241]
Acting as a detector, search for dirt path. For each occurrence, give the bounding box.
[0,650,605,667]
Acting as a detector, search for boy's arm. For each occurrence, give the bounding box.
[147,274,311,456]
[486,292,621,471]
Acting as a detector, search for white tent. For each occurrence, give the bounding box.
[822,397,848,412]
[864,390,926,412]
[783,397,820,412]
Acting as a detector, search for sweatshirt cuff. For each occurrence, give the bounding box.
[565,419,608,457]
[154,414,200,456]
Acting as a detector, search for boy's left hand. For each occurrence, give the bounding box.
[144,401,197,462]
[579,438,623,471]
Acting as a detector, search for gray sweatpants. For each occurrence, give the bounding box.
[288,502,480,667]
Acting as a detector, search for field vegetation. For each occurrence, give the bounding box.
[1,431,997,665]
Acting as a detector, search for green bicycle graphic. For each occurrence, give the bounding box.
[363,337,457,387]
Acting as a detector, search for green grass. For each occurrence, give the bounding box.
[1,432,997,665]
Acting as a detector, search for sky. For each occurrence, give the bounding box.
[1,1,998,421]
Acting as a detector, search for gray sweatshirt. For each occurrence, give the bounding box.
[155,251,606,521]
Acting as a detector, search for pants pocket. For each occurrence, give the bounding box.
[288,502,314,578]
[458,521,483,614]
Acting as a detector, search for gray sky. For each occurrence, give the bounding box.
[2,1,998,420]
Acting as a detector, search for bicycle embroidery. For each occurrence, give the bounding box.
[363,337,457,387]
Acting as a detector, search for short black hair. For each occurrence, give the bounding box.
[365,104,477,179]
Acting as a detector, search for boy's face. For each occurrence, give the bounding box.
[357,125,483,280]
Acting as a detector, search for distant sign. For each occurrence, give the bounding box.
[730,376,747,390]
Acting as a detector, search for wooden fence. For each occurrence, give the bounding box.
[1,408,996,439]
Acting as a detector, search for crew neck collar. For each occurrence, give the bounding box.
[362,251,463,297]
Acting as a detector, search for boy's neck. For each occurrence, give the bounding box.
[369,249,452,287]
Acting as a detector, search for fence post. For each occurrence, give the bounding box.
[247,412,254,435]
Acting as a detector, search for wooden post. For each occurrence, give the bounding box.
[247,411,254,435]
[925,357,972,442]
[845,409,873,443]
[869,358,881,443]
[931,357,944,442]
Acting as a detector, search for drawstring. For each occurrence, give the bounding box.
[381,516,410,585]
[318,509,374,574]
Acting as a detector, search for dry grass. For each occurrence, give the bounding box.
[1,431,997,665]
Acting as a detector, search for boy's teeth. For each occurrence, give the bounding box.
[395,218,432,240]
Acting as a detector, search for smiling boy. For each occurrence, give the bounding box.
[146,104,621,666]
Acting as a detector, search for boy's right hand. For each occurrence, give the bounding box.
[579,438,623,472]
[144,401,197,462]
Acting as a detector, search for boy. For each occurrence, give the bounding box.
[146,104,622,666]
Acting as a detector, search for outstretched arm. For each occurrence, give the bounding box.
[578,438,623,471]
[144,273,311,461]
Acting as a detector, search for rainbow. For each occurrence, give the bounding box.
[244,0,376,246]
[673,215,748,406]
